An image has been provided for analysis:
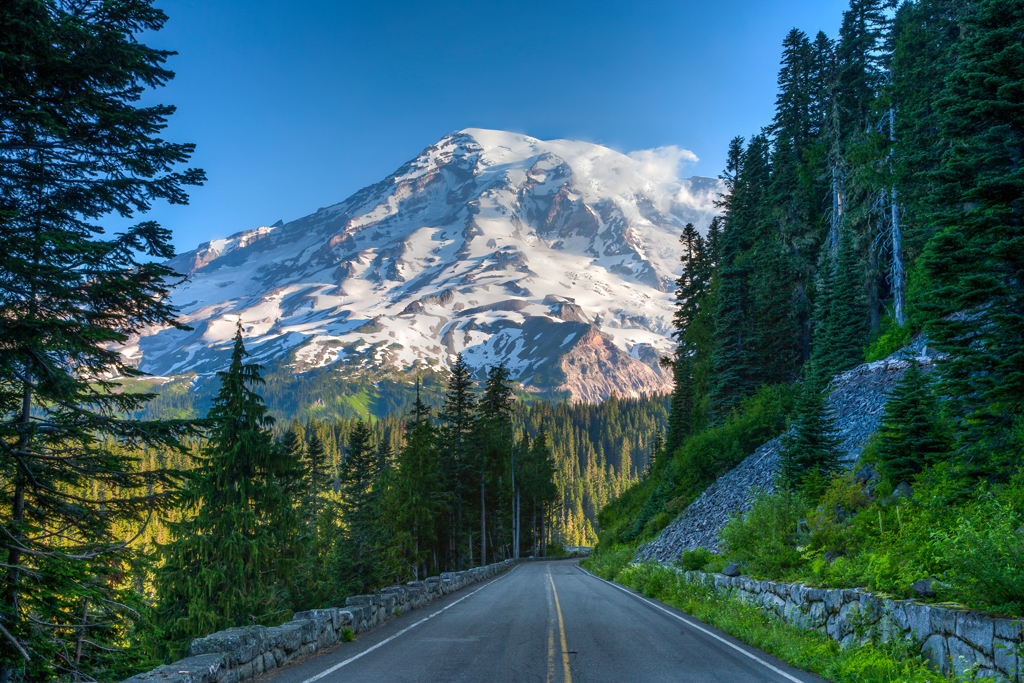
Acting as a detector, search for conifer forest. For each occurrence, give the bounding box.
[2,0,1023,681]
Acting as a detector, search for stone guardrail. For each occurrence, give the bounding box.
[673,569,1022,682]
[124,558,531,683]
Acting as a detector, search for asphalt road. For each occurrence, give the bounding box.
[263,560,829,683]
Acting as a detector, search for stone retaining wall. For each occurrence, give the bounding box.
[123,558,525,683]
[677,569,1021,682]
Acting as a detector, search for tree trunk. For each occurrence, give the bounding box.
[540,507,546,557]
[868,238,880,335]
[479,472,486,566]
[1,384,32,677]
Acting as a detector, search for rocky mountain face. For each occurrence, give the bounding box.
[634,338,939,562]
[124,129,722,401]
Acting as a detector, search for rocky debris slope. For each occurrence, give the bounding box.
[635,338,938,562]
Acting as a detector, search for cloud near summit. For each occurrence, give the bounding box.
[626,145,699,184]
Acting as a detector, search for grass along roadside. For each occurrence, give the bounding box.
[581,555,991,683]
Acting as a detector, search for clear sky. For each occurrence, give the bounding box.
[137,0,851,253]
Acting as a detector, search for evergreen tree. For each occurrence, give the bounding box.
[154,325,298,658]
[888,0,969,262]
[773,29,813,150]
[291,426,333,609]
[302,431,332,519]
[335,420,380,593]
[667,224,710,451]
[392,380,447,579]
[809,225,867,384]
[872,365,951,486]
[779,387,843,496]
[438,354,477,568]
[521,428,559,556]
[0,1,203,676]
[474,363,516,565]
[708,137,765,421]
[921,0,1024,474]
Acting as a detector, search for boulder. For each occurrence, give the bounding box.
[912,577,940,599]
[853,465,877,484]
[721,562,742,577]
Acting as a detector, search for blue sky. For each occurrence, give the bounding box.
[139,0,851,253]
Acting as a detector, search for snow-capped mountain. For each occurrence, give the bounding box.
[123,129,723,402]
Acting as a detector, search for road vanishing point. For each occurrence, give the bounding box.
[263,560,828,683]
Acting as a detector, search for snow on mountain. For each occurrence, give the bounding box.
[123,129,723,401]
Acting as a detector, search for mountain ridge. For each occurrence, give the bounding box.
[123,128,723,402]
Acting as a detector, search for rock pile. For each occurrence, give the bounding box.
[635,338,938,562]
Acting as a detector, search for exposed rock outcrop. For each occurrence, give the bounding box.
[556,327,672,402]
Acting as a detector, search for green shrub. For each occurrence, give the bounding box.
[678,547,714,571]
[721,489,807,579]
[545,543,568,557]
[865,316,913,362]
[935,495,1024,614]
[580,544,635,581]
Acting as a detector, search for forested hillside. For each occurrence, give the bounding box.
[593,0,1024,622]
[138,375,667,553]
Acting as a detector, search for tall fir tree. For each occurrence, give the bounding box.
[438,354,477,568]
[667,224,710,451]
[921,0,1024,475]
[0,1,203,677]
[154,325,299,658]
[809,225,868,384]
[872,365,951,486]
[335,420,380,593]
[708,137,761,421]
[392,380,447,579]
[779,387,844,496]
[474,363,516,565]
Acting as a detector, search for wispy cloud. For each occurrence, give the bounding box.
[627,146,699,183]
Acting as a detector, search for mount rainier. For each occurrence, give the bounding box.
[125,128,722,402]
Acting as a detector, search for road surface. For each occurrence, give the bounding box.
[263,560,828,683]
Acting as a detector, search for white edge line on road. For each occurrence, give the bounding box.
[298,564,522,683]
[577,566,806,683]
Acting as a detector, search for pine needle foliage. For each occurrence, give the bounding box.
[779,387,844,497]
[153,326,299,659]
[0,0,203,677]
[871,364,952,486]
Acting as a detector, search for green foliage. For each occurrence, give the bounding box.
[0,0,204,675]
[341,628,355,643]
[672,384,798,508]
[932,491,1024,615]
[677,547,714,572]
[864,315,913,362]
[153,327,299,659]
[778,387,843,498]
[870,364,952,487]
[600,384,796,547]
[615,562,947,683]
[721,490,807,577]
[919,0,1024,478]
[579,544,636,581]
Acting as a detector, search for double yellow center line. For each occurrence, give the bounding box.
[547,570,572,683]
